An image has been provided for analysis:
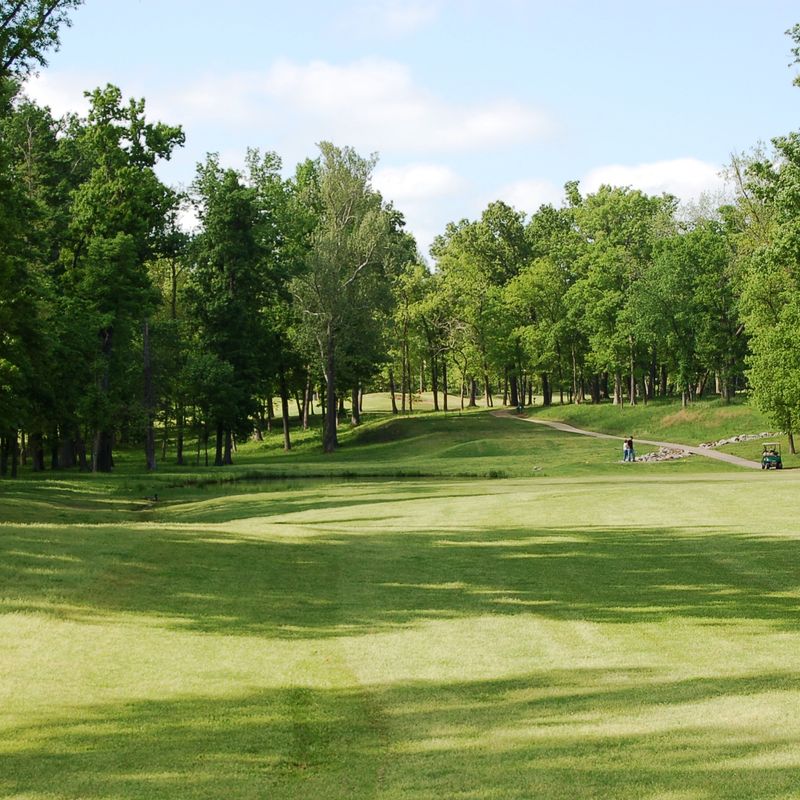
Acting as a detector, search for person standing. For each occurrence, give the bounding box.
[627,436,635,462]
[623,438,630,462]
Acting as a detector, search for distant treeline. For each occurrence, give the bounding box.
[2,3,800,474]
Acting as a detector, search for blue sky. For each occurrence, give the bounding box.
[26,0,800,255]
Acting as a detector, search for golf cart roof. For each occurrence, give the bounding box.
[763,442,780,448]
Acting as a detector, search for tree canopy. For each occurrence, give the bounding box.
[3,15,800,471]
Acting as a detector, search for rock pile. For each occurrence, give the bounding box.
[698,432,776,449]
[634,447,691,463]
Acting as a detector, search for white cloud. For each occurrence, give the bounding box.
[170,58,553,155]
[582,158,724,203]
[372,163,469,259]
[373,163,465,202]
[359,0,440,36]
[491,178,563,214]
[382,1,439,34]
[22,71,93,117]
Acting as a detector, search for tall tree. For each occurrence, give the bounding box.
[63,85,183,471]
[291,142,391,452]
[186,154,267,465]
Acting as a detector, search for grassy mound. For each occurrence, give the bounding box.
[531,396,771,442]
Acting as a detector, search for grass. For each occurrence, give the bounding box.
[2,403,800,798]
[530,395,771,442]
[529,395,800,467]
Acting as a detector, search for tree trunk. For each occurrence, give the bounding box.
[176,406,185,466]
[266,396,273,433]
[432,352,439,411]
[571,345,581,404]
[59,432,75,469]
[303,374,311,430]
[509,372,519,408]
[214,420,224,466]
[629,339,637,406]
[483,369,492,407]
[469,377,478,407]
[30,431,45,472]
[648,351,657,401]
[76,431,89,471]
[351,385,361,427]
[400,318,411,414]
[143,319,157,471]
[223,428,233,465]
[389,368,399,414]
[696,372,709,398]
[50,437,59,470]
[660,364,668,397]
[253,404,264,441]
[591,374,601,404]
[323,331,338,453]
[788,430,796,455]
[279,365,292,451]
[442,360,449,411]
[401,337,408,413]
[541,372,552,407]
[93,430,113,473]
[93,327,115,472]
[161,409,169,461]
[10,431,19,477]
[720,370,733,403]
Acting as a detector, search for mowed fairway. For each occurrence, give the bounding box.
[3,411,800,798]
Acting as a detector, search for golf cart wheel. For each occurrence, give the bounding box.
[762,463,766,469]
[777,463,783,469]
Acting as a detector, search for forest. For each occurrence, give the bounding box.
[2,2,800,474]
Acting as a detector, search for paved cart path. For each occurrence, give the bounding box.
[492,409,763,469]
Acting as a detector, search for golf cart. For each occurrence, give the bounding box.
[761,443,783,470]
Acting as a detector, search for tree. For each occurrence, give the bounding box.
[736,29,800,449]
[291,142,392,452]
[186,155,267,465]
[62,85,183,471]
[0,0,82,80]
[570,185,675,405]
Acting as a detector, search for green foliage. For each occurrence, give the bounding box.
[0,0,82,78]
[290,142,396,449]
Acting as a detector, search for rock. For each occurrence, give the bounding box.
[698,431,777,449]
[634,447,691,463]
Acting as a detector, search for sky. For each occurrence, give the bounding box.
[24,0,800,257]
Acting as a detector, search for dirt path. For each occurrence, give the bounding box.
[492,409,763,470]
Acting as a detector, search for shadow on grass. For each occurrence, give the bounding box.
[3,669,800,799]
[2,519,800,637]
